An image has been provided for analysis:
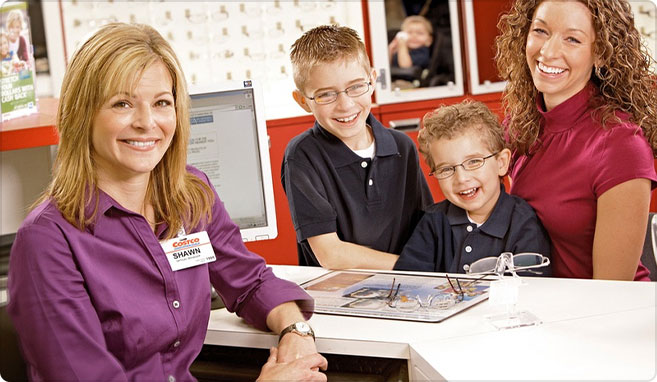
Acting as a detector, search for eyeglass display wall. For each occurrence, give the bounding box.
[42,0,365,120]
[633,0,657,72]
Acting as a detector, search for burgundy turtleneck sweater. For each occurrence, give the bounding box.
[510,83,656,280]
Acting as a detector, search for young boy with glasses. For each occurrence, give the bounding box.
[283,25,433,269]
[394,100,551,274]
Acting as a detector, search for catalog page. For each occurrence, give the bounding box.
[301,271,491,322]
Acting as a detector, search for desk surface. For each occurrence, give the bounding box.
[205,265,657,381]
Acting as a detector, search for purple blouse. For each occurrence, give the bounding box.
[8,167,313,381]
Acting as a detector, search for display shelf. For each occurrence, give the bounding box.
[1,97,58,151]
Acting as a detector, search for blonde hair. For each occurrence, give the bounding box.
[401,15,433,36]
[6,9,24,30]
[496,0,657,156]
[418,100,505,171]
[290,25,371,92]
[39,23,213,239]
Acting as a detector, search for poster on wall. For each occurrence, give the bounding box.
[1,1,37,122]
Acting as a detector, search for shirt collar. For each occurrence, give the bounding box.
[445,184,512,239]
[537,81,596,133]
[312,113,400,168]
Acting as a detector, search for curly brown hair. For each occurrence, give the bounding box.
[418,100,506,171]
[495,0,657,157]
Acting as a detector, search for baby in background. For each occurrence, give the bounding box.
[388,15,433,70]
[394,100,552,274]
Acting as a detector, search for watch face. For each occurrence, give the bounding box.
[295,322,310,332]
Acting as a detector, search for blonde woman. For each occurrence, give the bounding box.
[8,23,326,381]
[496,0,657,280]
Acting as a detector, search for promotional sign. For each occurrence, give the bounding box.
[1,1,37,122]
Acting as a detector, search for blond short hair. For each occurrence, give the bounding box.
[418,100,505,171]
[6,9,24,29]
[41,23,213,239]
[401,15,433,36]
[290,25,371,92]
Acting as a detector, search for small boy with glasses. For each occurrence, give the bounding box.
[394,100,551,274]
[282,25,433,269]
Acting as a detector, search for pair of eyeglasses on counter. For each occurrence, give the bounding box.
[382,275,487,312]
[463,252,551,276]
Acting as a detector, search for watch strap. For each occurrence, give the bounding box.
[278,322,315,342]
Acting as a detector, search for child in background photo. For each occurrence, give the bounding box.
[394,100,551,274]
[388,15,433,71]
[5,9,29,64]
[1,31,11,74]
[283,25,433,270]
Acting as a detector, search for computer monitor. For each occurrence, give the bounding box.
[187,80,277,242]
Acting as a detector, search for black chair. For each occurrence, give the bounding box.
[641,212,657,281]
[0,303,28,381]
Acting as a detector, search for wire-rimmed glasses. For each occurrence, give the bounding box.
[463,252,550,276]
[430,152,498,179]
[382,276,484,312]
[305,81,372,105]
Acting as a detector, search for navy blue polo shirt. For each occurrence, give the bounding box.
[282,113,433,266]
[394,185,552,275]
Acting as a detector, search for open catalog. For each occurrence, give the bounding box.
[301,271,491,322]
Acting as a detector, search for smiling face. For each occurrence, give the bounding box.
[294,58,376,150]
[525,1,597,110]
[403,22,432,50]
[0,35,9,57]
[7,20,21,43]
[429,128,510,224]
[91,61,176,184]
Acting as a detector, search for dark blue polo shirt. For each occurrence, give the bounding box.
[282,114,433,266]
[394,185,552,275]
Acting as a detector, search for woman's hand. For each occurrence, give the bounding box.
[276,331,318,363]
[257,347,327,382]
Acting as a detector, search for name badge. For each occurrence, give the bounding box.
[161,231,216,271]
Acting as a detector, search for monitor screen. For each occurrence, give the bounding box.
[187,80,277,242]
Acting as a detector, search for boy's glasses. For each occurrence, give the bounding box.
[430,152,498,179]
[463,252,550,275]
[306,81,372,105]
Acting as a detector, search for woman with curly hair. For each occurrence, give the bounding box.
[495,0,657,280]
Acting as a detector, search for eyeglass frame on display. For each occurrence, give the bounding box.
[463,252,551,276]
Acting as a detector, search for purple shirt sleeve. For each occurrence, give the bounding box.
[8,211,129,381]
[195,168,314,330]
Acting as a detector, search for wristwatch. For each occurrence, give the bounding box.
[278,321,315,342]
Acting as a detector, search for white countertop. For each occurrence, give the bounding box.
[205,265,657,381]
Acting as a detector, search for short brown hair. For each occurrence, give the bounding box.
[418,100,505,171]
[290,25,371,92]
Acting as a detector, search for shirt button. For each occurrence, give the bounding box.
[361,161,368,168]
[173,340,181,348]
[466,225,473,232]
[368,179,373,186]
[172,300,180,309]
[168,375,176,382]
[465,246,472,253]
